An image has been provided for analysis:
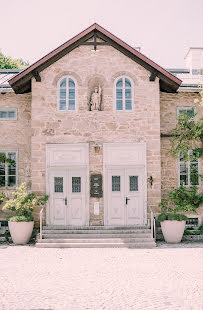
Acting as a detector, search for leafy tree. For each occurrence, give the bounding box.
[0,50,29,69]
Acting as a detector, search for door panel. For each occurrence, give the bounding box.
[107,167,145,226]
[49,169,86,225]
[107,169,125,225]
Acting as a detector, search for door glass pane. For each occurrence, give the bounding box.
[130,176,138,191]
[72,177,81,192]
[112,176,120,191]
[54,177,63,192]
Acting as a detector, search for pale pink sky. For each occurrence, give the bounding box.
[1,0,203,68]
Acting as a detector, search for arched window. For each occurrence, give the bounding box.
[58,77,76,111]
[115,77,132,110]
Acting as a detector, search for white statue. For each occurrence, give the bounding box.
[90,86,102,111]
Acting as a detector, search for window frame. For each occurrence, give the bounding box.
[178,151,200,187]
[0,151,18,189]
[114,76,134,112]
[0,108,17,120]
[176,107,196,120]
[57,76,77,112]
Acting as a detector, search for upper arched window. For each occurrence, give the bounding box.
[58,77,76,111]
[115,77,133,110]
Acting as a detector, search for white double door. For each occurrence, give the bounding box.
[48,169,87,226]
[107,167,145,226]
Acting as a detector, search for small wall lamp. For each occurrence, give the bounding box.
[93,142,101,153]
[148,176,153,188]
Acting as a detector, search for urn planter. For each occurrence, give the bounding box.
[8,221,34,245]
[161,220,186,243]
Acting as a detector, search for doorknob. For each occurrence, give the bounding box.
[126,197,130,205]
[64,198,67,206]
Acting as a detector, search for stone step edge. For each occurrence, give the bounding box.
[36,242,156,248]
[42,230,151,234]
[38,238,154,243]
[42,226,150,230]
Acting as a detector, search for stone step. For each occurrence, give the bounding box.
[38,238,153,243]
[36,242,156,248]
[42,233,152,239]
[42,229,151,234]
[43,225,149,230]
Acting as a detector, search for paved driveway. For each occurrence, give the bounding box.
[0,242,203,310]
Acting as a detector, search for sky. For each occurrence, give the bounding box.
[1,0,203,68]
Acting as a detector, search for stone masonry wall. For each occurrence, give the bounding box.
[0,92,31,219]
[160,92,203,222]
[31,45,161,224]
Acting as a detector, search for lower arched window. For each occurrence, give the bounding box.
[116,77,132,110]
[58,77,76,111]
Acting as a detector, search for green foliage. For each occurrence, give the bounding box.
[6,215,33,222]
[0,50,29,69]
[0,192,6,205]
[0,153,16,166]
[2,183,48,221]
[170,110,203,162]
[158,213,187,222]
[159,184,203,215]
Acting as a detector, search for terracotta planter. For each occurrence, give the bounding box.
[8,221,34,245]
[161,220,186,243]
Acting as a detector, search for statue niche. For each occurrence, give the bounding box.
[88,85,102,111]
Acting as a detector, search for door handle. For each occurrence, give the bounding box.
[126,197,130,205]
[64,198,67,206]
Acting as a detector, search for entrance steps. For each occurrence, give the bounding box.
[36,226,156,248]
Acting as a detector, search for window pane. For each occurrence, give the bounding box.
[59,101,66,110]
[116,79,123,87]
[8,176,16,187]
[60,78,66,88]
[116,100,123,110]
[116,89,122,99]
[54,177,63,192]
[69,79,75,88]
[180,174,188,186]
[60,88,66,100]
[130,176,138,191]
[125,89,131,99]
[8,111,15,118]
[0,111,7,118]
[0,163,5,175]
[0,176,5,187]
[180,163,187,174]
[125,78,131,88]
[190,163,199,185]
[68,100,75,110]
[112,176,120,191]
[69,89,75,99]
[126,101,132,110]
[72,177,81,193]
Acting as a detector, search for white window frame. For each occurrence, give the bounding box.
[178,151,200,187]
[114,76,134,111]
[176,107,196,120]
[0,151,18,189]
[0,108,17,120]
[57,76,77,112]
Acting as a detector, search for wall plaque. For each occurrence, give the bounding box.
[90,174,103,198]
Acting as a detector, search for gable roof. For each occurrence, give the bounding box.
[9,23,181,93]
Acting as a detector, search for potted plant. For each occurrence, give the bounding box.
[158,184,203,243]
[1,183,48,245]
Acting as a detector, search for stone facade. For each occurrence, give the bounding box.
[0,43,202,225]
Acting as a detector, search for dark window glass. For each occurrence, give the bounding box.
[130,176,138,191]
[112,176,120,191]
[54,177,63,192]
[72,177,81,193]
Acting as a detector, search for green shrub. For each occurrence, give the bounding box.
[158,213,187,222]
[7,215,33,222]
[2,183,48,221]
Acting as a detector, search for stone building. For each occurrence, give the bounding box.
[0,24,202,230]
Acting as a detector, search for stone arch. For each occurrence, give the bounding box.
[52,71,82,87]
[110,71,138,85]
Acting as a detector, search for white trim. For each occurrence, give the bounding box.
[0,150,18,189]
[0,108,17,120]
[57,76,78,112]
[113,76,134,112]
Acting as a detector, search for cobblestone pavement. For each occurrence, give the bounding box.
[0,242,203,310]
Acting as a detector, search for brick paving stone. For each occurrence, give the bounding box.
[0,242,202,310]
